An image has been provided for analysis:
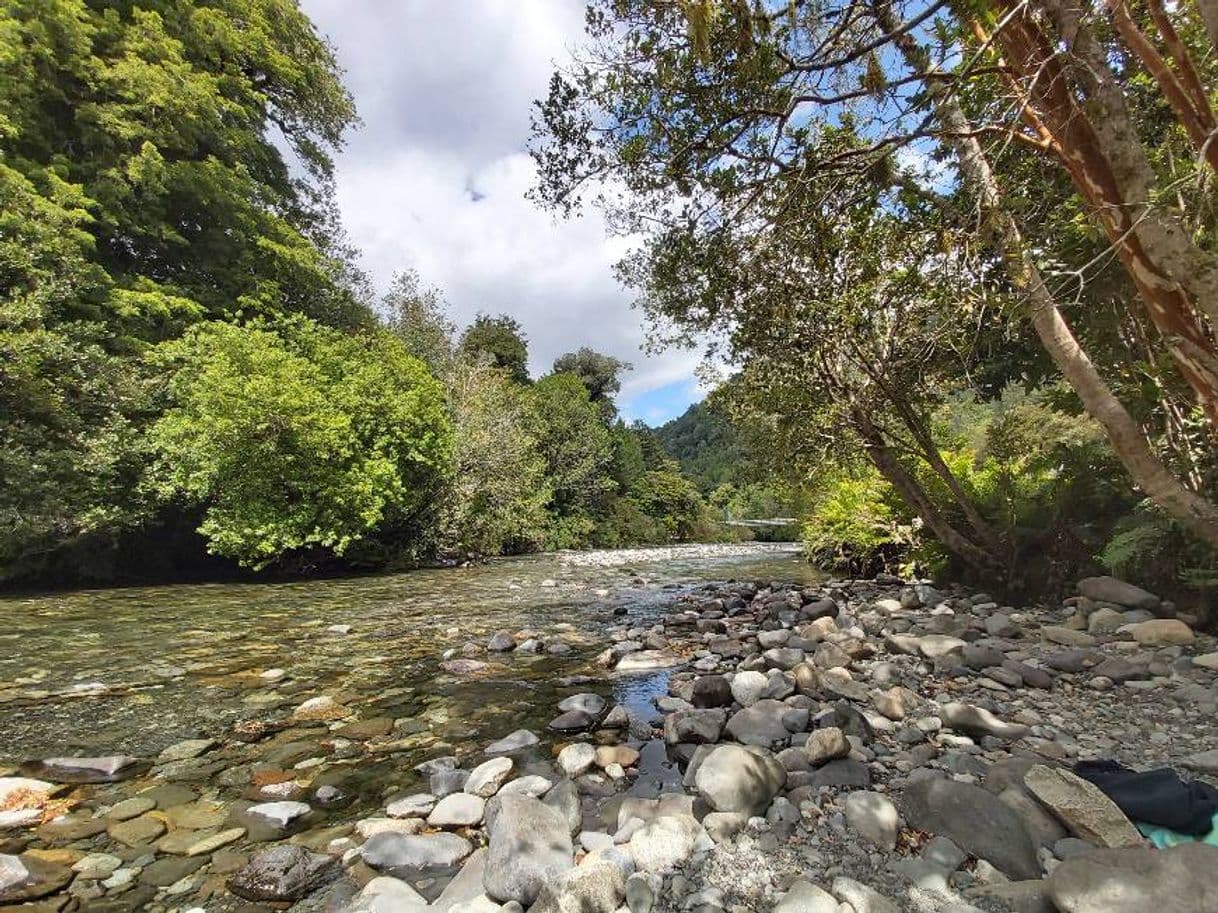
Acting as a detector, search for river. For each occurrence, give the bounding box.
[0,543,818,770]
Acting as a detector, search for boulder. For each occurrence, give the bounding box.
[362,832,474,877]
[1077,576,1160,611]
[1022,765,1141,848]
[690,675,733,708]
[484,794,574,905]
[730,671,769,707]
[466,757,514,797]
[805,727,850,766]
[628,814,705,874]
[900,777,1040,879]
[227,845,339,901]
[530,857,627,913]
[1131,619,1194,646]
[487,630,516,652]
[346,876,429,913]
[724,700,791,748]
[557,743,597,778]
[693,745,786,814]
[1049,843,1218,913]
[428,793,486,828]
[844,791,900,851]
[663,708,726,745]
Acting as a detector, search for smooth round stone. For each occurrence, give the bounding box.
[558,694,606,716]
[466,757,513,797]
[496,775,553,798]
[386,794,436,819]
[557,743,596,778]
[166,800,229,830]
[108,816,167,847]
[71,853,123,880]
[107,797,155,821]
[427,793,485,828]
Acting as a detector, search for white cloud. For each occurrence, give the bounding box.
[302,0,702,418]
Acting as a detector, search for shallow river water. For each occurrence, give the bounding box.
[0,543,819,765]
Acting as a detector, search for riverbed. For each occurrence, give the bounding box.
[0,543,817,764]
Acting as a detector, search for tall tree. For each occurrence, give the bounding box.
[553,347,632,418]
[0,0,361,577]
[530,0,1218,553]
[459,313,531,383]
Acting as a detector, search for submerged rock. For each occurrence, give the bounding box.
[25,755,144,783]
[227,845,338,901]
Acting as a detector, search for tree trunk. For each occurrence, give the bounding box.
[1195,0,1218,55]
[991,0,1218,428]
[853,409,1005,575]
[879,2,1218,549]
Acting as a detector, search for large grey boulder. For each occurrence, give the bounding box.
[1077,576,1160,611]
[227,845,339,901]
[1049,843,1218,913]
[362,833,473,877]
[724,700,791,747]
[663,708,726,745]
[484,794,573,905]
[1022,765,1141,848]
[693,745,786,814]
[900,777,1039,879]
[530,857,627,913]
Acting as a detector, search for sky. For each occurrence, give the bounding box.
[299,0,705,425]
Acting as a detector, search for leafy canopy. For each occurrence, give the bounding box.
[149,318,451,567]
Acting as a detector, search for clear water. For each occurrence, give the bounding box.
[0,544,820,764]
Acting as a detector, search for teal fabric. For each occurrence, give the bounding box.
[1138,812,1218,848]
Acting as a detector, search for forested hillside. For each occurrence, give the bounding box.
[0,0,721,587]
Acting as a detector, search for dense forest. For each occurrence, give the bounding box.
[0,0,745,588]
[531,0,1218,600]
[7,0,1218,602]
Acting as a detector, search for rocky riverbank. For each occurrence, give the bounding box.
[2,571,1217,912]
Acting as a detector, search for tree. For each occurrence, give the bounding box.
[531,0,1218,558]
[527,373,615,546]
[459,314,531,383]
[552,347,632,418]
[384,270,456,373]
[0,0,362,578]
[148,318,451,568]
[438,360,551,557]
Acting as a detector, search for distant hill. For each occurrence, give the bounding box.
[653,401,745,494]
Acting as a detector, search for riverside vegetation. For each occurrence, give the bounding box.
[0,1,779,589]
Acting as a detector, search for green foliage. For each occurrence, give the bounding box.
[654,401,748,493]
[629,469,707,539]
[527,373,615,539]
[384,271,456,374]
[552,347,631,419]
[459,314,530,383]
[802,470,917,574]
[148,318,451,568]
[0,0,365,581]
[438,360,550,557]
